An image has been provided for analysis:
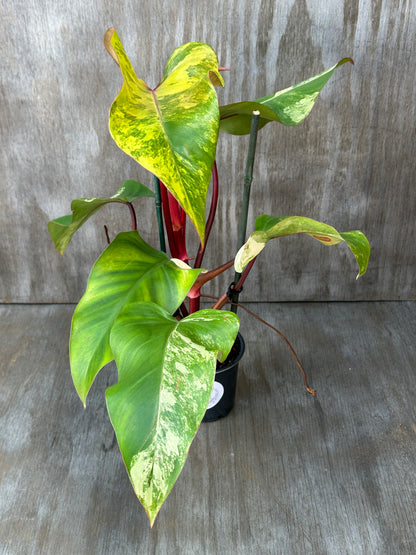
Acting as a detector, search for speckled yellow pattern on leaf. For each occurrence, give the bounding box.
[107,303,239,525]
[106,29,224,244]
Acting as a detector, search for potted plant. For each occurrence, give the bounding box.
[48,28,370,526]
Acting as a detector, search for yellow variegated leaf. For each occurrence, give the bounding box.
[235,215,370,277]
[220,58,353,135]
[107,303,239,525]
[105,29,224,244]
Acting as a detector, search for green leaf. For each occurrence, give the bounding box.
[339,231,371,278]
[105,28,224,244]
[48,180,154,254]
[234,215,370,277]
[219,58,353,135]
[48,215,73,254]
[70,231,202,404]
[107,302,239,526]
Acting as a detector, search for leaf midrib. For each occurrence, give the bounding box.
[149,87,200,220]
[150,66,220,216]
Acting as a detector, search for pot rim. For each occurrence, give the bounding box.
[215,332,245,375]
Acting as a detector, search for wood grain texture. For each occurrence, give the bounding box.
[1,0,415,302]
[1,302,416,553]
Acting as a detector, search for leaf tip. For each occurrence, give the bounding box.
[75,385,88,409]
[143,503,159,528]
[356,264,368,279]
[337,57,354,68]
[209,70,224,88]
[104,27,120,66]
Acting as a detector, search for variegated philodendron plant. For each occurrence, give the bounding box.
[48,28,370,525]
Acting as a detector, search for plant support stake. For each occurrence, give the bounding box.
[231,110,260,313]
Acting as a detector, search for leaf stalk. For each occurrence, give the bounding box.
[154,176,166,252]
[194,161,219,269]
[127,202,137,231]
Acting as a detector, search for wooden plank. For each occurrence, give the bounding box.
[1,0,415,302]
[1,302,416,552]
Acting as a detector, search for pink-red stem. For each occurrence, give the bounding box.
[190,161,220,313]
[160,183,179,259]
[194,161,219,269]
[168,192,188,262]
[160,182,189,262]
[235,258,257,291]
[189,297,200,314]
[211,258,257,311]
[126,202,137,231]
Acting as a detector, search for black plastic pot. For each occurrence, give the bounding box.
[202,333,245,423]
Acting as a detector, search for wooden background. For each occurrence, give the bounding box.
[2,302,416,552]
[1,0,415,303]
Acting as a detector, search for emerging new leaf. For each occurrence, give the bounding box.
[70,231,202,404]
[219,58,353,135]
[234,215,370,277]
[107,302,240,526]
[48,180,154,254]
[105,28,224,244]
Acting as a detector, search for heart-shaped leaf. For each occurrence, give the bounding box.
[219,58,353,135]
[105,28,224,244]
[70,231,202,404]
[107,302,239,526]
[48,180,154,254]
[234,215,370,277]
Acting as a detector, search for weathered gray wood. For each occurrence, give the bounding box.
[1,302,416,553]
[1,1,415,303]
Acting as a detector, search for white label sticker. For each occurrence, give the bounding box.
[207,381,224,409]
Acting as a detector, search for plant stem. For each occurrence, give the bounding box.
[231,110,260,313]
[234,257,257,291]
[168,192,188,262]
[189,296,200,314]
[190,161,220,313]
[126,202,137,231]
[194,161,219,269]
[231,302,316,396]
[192,260,234,291]
[203,294,316,396]
[153,176,166,252]
[104,225,111,245]
[179,302,189,318]
[160,182,179,258]
[188,259,234,314]
[212,292,228,310]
